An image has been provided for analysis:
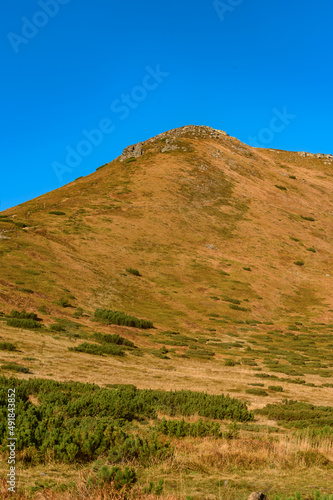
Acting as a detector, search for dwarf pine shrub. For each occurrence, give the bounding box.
[155,417,222,438]
[10,309,41,321]
[126,268,141,276]
[94,309,153,329]
[0,342,17,351]
[301,215,315,221]
[0,376,254,468]
[246,388,268,396]
[69,342,124,356]
[268,385,284,392]
[6,318,41,329]
[225,359,236,366]
[1,362,31,373]
[93,332,135,348]
[257,400,333,428]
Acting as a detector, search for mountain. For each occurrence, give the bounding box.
[1,125,332,328]
[1,125,333,498]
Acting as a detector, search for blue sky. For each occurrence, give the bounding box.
[1,0,332,211]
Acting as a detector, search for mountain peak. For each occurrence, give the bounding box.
[119,125,230,161]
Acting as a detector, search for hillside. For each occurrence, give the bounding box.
[1,125,332,325]
[0,125,333,498]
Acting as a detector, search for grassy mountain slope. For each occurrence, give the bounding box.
[0,124,332,400]
[1,125,332,326]
[1,125,333,498]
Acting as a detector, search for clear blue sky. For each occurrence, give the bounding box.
[1,0,332,211]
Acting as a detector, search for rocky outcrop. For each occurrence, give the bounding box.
[119,142,143,162]
[161,139,181,153]
[150,125,229,143]
[118,125,230,160]
[298,151,333,160]
[247,493,268,500]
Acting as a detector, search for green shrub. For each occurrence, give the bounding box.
[186,348,215,359]
[0,377,254,468]
[143,479,164,495]
[10,310,41,321]
[73,307,84,318]
[307,247,316,253]
[289,175,296,179]
[149,348,170,360]
[6,318,41,329]
[301,216,315,221]
[95,309,153,329]
[50,324,66,332]
[109,433,173,465]
[246,388,268,396]
[225,359,236,366]
[1,362,31,373]
[93,332,135,348]
[294,260,304,266]
[241,358,257,366]
[228,304,251,312]
[126,268,141,276]
[275,185,287,190]
[243,267,252,271]
[155,417,222,438]
[49,211,66,215]
[290,237,300,242]
[268,385,284,392]
[0,342,17,351]
[97,465,137,490]
[223,297,241,305]
[257,399,333,428]
[56,297,72,308]
[288,378,306,385]
[69,342,124,357]
[25,269,40,276]
[14,221,27,228]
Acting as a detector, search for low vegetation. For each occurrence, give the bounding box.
[126,267,141,276]
[94,309,153,329]
[6,318,41,329]
[68,341,124,356]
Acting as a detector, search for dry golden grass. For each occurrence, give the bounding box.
[0,477,177,499]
